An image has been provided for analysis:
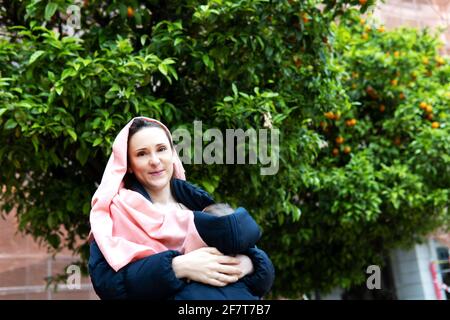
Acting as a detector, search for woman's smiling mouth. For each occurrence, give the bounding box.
[149,169,165,177]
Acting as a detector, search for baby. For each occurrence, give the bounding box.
[175,202,267,300]
[192,202,262,257]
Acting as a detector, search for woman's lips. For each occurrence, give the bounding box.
[149,169,165,177]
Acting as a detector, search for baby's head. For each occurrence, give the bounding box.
[202,203,234,217]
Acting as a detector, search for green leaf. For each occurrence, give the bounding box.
[31,135,39,153]
[140,35,148,46]
[29,50,45,64]
[174,38,183,47]
[202,54,214,71]
[61,68,76,80]
[55,86,63,95]
[261,91,279,98]
[76,147,89,166]
[44,3,58,21]
[82,202,91,215]
[67,129,77,142]
[158,63,168,76]
[104,119,113,131]
[232,83,238,96]
[92,137,103,147]
[201,181,216,194]
[4,119,17,130]
[134,12,142,26]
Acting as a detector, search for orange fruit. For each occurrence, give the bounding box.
[379,104,385,112]
[419,102,427,109]
[302,14,309,24]
[366,86,378,99]
[359,0,367,5]
[127,7,134,18]
[422,57,429,65]
[335,136,344,144]
[324,112,336,120]
[332,148,339,156]
[362,33,369,40]
[346,119,357,127]
[425,105,433,113]
[378,26,385,33]
[360,18,365,25]
[426,113,433,120]
[435,56,445,66]
[394,51,400,58]
[343,146,351,154]
[391,79,398,86]
[431,122,440,129]
[399,92,405,100]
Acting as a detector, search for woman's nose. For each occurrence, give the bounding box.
[148,153,161,165]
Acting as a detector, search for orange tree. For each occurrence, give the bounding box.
[261,11,449,297]
[1,0,449,297]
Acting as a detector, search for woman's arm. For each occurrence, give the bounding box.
[89,240,186,300]
[89,241,244,299]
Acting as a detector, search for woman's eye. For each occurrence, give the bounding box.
[137,152,145,157]
[158,147,167,152]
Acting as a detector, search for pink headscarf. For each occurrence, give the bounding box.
[89,117,206,271]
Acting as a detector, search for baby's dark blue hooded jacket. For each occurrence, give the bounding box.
[88,178,275,300]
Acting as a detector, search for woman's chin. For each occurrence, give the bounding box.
[146,178,170,192]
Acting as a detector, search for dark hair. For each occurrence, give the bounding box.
[128,118,174,150]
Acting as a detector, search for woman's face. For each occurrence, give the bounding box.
[128,127,174,194]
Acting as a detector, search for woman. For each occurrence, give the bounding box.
[88,117,274,299]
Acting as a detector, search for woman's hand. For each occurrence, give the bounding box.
[172,247,242,287]
[235,254,254,279]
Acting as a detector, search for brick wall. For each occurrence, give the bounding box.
[373,0,450,54]
[0,211,98,300]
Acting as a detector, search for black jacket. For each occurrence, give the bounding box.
[88,178,275,300]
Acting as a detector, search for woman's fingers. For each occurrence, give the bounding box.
[217,264,242,276]
[213,272,239,284]
[207,279,228,287]
[217,255,240,265]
